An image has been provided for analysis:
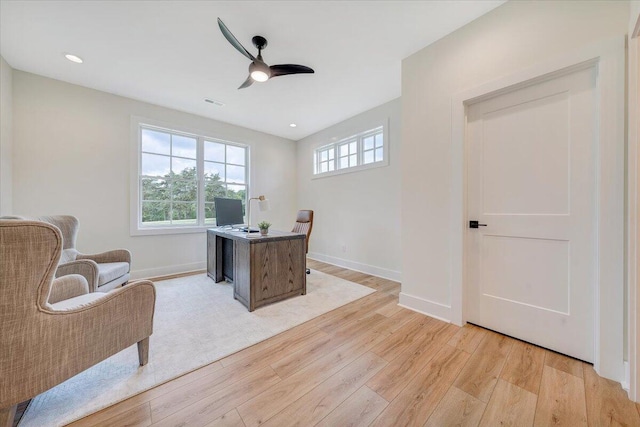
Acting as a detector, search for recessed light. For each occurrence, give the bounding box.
[289,123,297,128]
[204,98,225,107]
[64,53,83,63]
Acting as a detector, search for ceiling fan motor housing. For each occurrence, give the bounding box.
[252,36,268,50]
[249,61,271,81]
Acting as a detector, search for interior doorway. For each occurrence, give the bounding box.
[465,64,597,362]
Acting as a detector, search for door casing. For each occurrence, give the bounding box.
[451,37,625,382]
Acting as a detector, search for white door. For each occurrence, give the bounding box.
[466,65,597,362]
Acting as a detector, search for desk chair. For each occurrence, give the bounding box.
[292,210,313,274]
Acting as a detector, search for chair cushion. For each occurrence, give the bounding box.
[98,262,129,286]
[60,248,79,263]
[49,292,106,311]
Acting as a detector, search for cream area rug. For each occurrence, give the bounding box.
[19,270,375,427]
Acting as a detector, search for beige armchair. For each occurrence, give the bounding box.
[0,220,156,427]
[38,215,132,292]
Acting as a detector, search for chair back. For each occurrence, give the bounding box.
[38,215,79,262]
[292,210,313,253]
[0,220,60,331]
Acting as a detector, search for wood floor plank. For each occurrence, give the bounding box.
[90,402,152,427]
[219,321,319,367]
[269,332,335,379]
[479,379,537,427]
[371,317,458,364]
[534,366,587,426]
[376,299,404,317]
[379,308,427,336]
[447,323,488,354]
[299,293,379,330]
[361,276,400,294]
[223,328,330,373]
[500,340,546,395]
[317,293,395,335]
[149,357,271,422]
[454,330,514,402]
[329,313,392,345]
[260,352,387,427]
[583,364,640,426]
[151,366,280,427]
[424,386,486,427]
[70,260,639,427]
[237,328,387,427]
[367,323,458,402]
[203,409,246,427]
[267,307,400,381]
[545,350,584,379]
[315,386,388,427]
[370,344,470,427]
[68,362,224,427]
[369,315,434,362]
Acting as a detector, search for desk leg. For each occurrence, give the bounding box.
[214,235,224,282]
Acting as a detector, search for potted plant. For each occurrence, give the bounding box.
[257,221,271,236]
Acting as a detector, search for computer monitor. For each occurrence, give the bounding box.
[214,197,244,227]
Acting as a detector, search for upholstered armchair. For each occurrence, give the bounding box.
[38,215,131,292]
[0,220,156,427]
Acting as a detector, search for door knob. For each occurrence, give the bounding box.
[469,220,487,229]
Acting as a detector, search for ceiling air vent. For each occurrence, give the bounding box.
[204,98,225,107]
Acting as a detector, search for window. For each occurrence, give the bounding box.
[203,139,247,224]
[134,122,248,234]
[316,146,335,174]
[313,124,387,177]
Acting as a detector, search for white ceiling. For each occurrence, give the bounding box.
[0,0,504,140]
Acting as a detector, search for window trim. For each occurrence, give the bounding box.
[130,117,250,236]
[312,119,389,179]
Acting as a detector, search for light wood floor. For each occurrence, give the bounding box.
[50,260,640,426]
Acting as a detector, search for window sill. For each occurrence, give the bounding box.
[130,225,213,237]
[312,159,389,180]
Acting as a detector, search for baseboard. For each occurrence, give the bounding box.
[622,360,630,393]
[307,252,401,282]
[131,261,206,280]
[398,292,452,323]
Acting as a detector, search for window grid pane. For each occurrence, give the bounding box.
[375,133,383,148]
[313,128,382,176]
[140,126,248,227]
[141,129,170,155]
[363,150,375,165]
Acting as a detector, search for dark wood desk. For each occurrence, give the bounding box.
[206,229,306,311]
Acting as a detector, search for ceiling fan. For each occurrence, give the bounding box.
[217,18,315,89]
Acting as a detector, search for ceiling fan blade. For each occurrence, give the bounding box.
[238,75,254,90]
[217,18,255,61]
[269,64,315,77]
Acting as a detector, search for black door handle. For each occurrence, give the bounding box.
[469,220,487,229]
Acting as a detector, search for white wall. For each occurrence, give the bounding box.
[0,56,12,215]
[401,2,628,313]
[296,98,401,280]
[12,71,297,278]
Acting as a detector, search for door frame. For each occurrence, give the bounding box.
[450,37,625,382]
[628,6,640,402]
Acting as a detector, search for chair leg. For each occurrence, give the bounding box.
[1,405,16,427]
[137,337,150,366]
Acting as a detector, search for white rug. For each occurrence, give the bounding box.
[19,270,375,427]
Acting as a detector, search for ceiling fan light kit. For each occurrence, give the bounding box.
[217,18,314,89]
